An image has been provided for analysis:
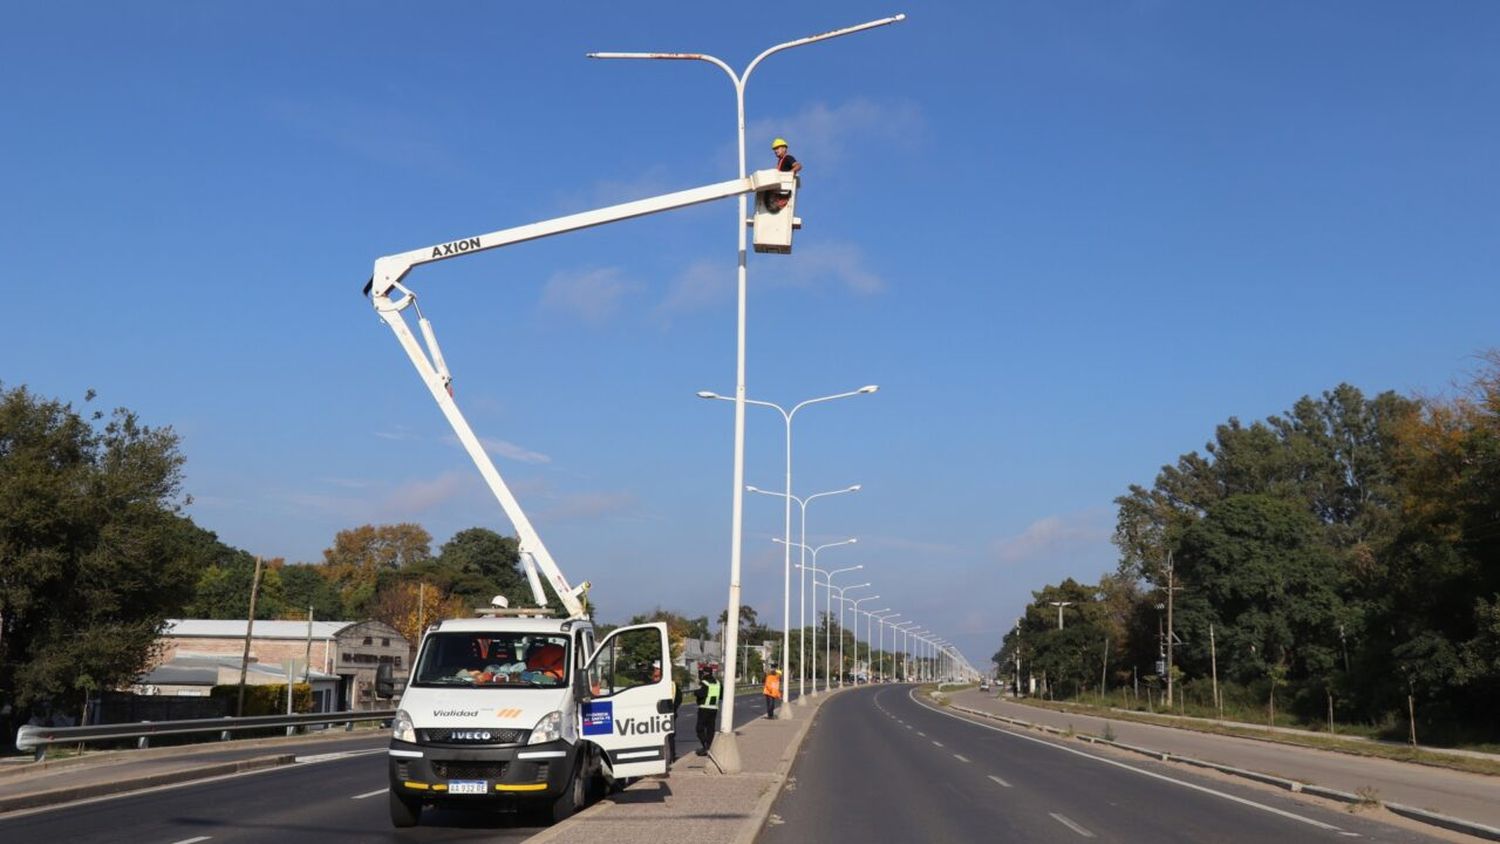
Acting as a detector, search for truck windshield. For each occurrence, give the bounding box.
[412,632,569,689]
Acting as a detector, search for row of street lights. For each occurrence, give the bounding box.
[589,13,909,772]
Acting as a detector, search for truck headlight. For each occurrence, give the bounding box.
[528,710,563,745]
[392,709,416,743]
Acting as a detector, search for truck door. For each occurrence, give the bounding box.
[579,622,672,778]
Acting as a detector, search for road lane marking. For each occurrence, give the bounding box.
[908,689,1348,834]
[953,753,970,762]
[169,838,212,844]
[352,788,387,799]
[988,774,1012,787]
[931,740,944,747]
[1050,813,1096,838]
[916,731,926,737]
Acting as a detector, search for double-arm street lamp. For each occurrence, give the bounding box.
[894,621,918,682]
[591,13,905,771]
[751,487,859,703]
[709,391,872,718]
[847,595,883,684]
[775,533,856,697]
[829,583,871,686]
[863,609,894,683]
[872,611,900,681]
[798,562,863,692]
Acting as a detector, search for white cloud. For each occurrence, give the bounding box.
[536,490,638,523]
[653,239,885,319]
[746,98,925,169]
[539,266,641,324]
[378,471,472,515]
[441,434,552,465]
[991,510,1113,565]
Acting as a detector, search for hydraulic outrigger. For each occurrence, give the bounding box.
[365,168,797,619]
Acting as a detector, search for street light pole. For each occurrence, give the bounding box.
[894,622,917,682]
[777,534,856,692]
[876,612,901,681]
[750,486,861,700]
[1049,600,1074,630]
[799,562,863,692]
[713,396,872,714]
[593,13,905,771]
[865,609,892,683]
[848,596,883,684]
[831,583,871,686]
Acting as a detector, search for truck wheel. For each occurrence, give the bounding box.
[545,756,584,824]
[389,791,422,828]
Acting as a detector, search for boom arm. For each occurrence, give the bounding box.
[367,169,794,619]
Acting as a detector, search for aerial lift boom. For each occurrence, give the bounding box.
[366,169,796,619]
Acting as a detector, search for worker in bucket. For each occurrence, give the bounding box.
[769,138,801,211]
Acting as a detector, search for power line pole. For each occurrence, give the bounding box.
[1165,551,1178,710]
[236,556,264,718]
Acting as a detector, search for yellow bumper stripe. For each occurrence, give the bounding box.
[494,783,549,792]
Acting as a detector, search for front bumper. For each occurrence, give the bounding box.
[388,737,578,801]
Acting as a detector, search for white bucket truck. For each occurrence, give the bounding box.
[364,168,796,826]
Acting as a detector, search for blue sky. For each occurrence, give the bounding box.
[5,2,1498,668]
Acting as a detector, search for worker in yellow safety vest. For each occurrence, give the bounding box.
[693,665,721,755]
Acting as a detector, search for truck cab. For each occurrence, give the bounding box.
[387,610,672,827]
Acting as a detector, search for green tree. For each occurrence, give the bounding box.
[0,385,210,714]
[185,551,286,620]
[434,527,526,606]
[321,523,433,616]
[279,563,346,620]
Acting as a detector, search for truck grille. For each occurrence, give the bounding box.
[432,761,509,780]
[419,728,528,745]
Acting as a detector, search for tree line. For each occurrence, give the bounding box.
[994,357,1500,744]
[0,382,539,724]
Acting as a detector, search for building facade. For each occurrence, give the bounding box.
[157,619,410,711]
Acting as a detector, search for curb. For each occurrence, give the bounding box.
[528,690,846,844]
[1385,802,1500,842]
[946,699,1500,843]
[731,688,844,844]
[0,753,296,814]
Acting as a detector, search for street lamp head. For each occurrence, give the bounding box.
[745,485,760,493]
[858,385,880,394]
[696,390,720,399]
[848,484,862,492]
[847,537,859,544]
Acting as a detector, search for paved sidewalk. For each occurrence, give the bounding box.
[527,689,843,844]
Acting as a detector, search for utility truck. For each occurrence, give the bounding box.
[365,168,797,826]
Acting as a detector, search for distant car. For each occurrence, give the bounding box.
[979,680,991,691]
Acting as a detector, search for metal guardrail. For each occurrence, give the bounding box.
[15,709,397,761]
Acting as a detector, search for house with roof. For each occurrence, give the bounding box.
[153,619,410,711]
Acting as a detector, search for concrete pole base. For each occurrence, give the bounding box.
[707,731,742,774]
[775,702,794,720]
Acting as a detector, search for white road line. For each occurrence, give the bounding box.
[352,788,387,799]
[904,725,912,730]
[908,689,1348,834]
[916,731,926,737]
[953,754,970,763]
[931,740,944,747]
[1050,813,1096,838]
[988,774,1012,788]
[169,837,212,844]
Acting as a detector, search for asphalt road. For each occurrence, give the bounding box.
[0,690,792,843]
[760,685,1447,844]
[950,689,1500,830]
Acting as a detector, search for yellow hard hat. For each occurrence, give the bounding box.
[771,137,789,150]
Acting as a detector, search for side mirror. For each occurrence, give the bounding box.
[375,663,395,698]
[573,667,592,702]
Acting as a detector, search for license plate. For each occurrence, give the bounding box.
[448,780,487,795]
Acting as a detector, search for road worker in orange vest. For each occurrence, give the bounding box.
[763,664,783,719]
